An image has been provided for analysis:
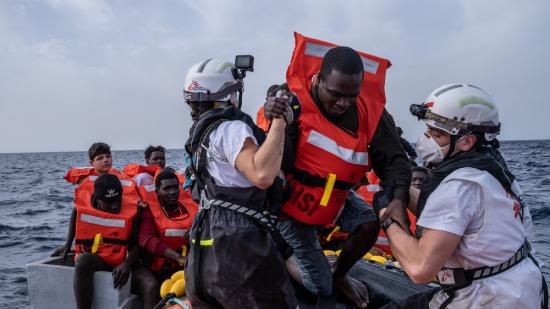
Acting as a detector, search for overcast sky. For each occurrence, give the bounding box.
[1,0,549,153]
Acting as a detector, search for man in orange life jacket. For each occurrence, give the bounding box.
[137,168,198,305]
[72,173,140,309]
[264,36,411,307]
[124,145,167,186]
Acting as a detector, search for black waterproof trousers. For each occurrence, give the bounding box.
[185,207,297,309]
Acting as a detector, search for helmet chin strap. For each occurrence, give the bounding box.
[445,134,459,160]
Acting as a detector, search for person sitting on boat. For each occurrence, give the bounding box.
[262,33,411,308]
[183,57,297,308]
[136,168,197,306]
[410,166,429,190]
[72,173,141,309]
[52,142,132,259]
[377,84,547,308]
[123,145,167,186]
[63,142,128,185]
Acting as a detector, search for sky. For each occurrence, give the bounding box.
[0,0,549,153]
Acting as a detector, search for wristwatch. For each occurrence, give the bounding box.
[381,217,397,232]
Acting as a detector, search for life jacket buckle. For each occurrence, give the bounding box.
[199,189,211,211]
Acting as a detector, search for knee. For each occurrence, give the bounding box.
[74,253,97,273]
[353,221,380,237]
[133,269,159,297]
[142,278,159,297]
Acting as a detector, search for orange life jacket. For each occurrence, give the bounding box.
[64,167,128,184]
[255,105,270,132]
[282,32,391,225]
[122,164,161,178]
[74,176,139,267]
[138,184,198,271]
[356,171,381,206]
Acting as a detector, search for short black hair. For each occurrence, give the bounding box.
[319,46,364,81]
[88,142,111,161]
[412,166,429,175]
[144,145,166,161]
[155,168,179,190]
[189,101,216,120]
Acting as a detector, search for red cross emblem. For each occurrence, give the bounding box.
[513,200,520,218]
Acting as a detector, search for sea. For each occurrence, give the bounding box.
[0,140,549,307]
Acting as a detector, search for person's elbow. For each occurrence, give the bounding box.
[252,172,275,189]
[406,263,437,284]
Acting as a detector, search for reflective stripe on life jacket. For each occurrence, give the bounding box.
[139,184,198,271]
[64,167,129,184]
[123,164,161,178]
[282,32,391,225]
[74,176,139,267]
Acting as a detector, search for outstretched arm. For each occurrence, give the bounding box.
[383,220,461,284]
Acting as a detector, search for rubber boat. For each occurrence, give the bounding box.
[27,253,438,309]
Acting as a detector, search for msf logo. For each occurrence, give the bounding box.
[187,80,200,91]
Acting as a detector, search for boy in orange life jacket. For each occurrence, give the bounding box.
[124,145,167,187]
[264,38,411,308]
[52,142,119,259]
[73,174,140,309]
[138,169,197,284]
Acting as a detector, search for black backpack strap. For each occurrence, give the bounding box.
[188,119,226,307]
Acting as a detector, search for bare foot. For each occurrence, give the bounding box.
[334,275,369,308]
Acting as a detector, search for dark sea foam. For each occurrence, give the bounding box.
[0,141,548,307]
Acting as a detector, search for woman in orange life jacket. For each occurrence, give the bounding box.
[137,169,197,299]
[123,145,167,187]
[72,173,140,309]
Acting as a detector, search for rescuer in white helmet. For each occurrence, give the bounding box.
[182,57,297,308]
[376,84,547,308]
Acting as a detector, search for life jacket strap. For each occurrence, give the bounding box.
[291,168,355,190]
[437,240,531,290]
[75,238,128,246]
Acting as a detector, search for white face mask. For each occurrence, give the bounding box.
[415,133,449,165]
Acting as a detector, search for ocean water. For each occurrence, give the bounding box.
[0,141,549,307]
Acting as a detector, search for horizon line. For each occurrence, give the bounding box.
[1,138,549,155]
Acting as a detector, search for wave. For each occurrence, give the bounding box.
[531,207,550,221]
[0,241,25,249]
[0,224,53,232]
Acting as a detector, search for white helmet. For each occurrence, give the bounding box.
[183,58,241,104]
[410,83,501,141]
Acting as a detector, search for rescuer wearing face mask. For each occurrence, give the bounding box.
[376,84,548,308]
